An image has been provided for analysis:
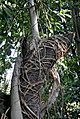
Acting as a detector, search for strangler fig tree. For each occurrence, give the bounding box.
[11,0,73,119]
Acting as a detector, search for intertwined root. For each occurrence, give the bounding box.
[19,35,70,119]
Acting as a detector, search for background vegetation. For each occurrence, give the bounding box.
[0,0,80,118]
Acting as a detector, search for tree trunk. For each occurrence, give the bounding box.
[11,56,23,119]
[19,33,73,119]
[72,0,80,57]
[29,0,39,38]
[29,0,40,50]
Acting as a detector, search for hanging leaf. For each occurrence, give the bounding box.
[7,49,11,56]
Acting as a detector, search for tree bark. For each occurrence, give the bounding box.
[72,0,80,57]
[29,0,39,38]
[10,0,73,118]
[29,0,40,50]
[19,33,73,119]
[11,56,23,119]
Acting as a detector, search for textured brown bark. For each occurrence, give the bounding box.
[19,33,73,119]
[72,0,80,56]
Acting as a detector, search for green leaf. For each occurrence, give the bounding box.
[7,49,11,56]
[3,6,12,18]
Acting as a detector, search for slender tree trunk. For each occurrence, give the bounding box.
[11,56,23,119]
[72,0,80,57]
[29,0,39,38]
[29,0,40,50]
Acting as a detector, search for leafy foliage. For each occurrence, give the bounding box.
[43,55,80,119]
[0,0,80,118]
[57,56,80,119]
[38,0,72,36]
[0,0,31,91]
